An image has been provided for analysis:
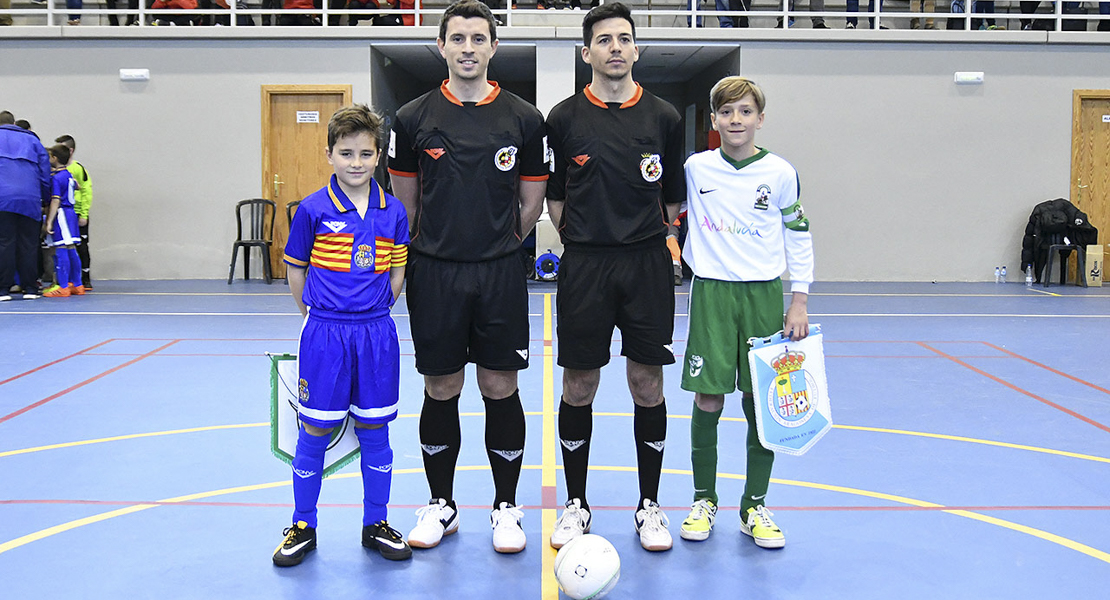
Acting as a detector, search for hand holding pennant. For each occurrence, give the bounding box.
[746,324,832,456]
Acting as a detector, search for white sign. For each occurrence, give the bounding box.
[1103,115,1110,123]
[297,111,320,124]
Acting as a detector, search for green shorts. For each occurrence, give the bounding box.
[681,277,784,395]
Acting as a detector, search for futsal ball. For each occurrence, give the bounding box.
[553,534,621,600]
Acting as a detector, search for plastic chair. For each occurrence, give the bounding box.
[228,198,277,284]
[284,200,301,285]
[1042,236,1087,288]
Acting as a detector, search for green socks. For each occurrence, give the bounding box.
[690,405,722,506]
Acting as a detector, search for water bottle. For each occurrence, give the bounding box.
[1000,266,1007,283]
[1025,265,1033,287]
[995,266,1000,283]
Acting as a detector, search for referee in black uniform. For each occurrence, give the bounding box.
[387,0,548,555]
[545,2,685,553]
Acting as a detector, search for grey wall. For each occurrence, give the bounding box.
[2,33,1106,281]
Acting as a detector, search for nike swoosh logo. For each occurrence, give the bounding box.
[279,539,313,556]
[700,188,717,194]
[373,536,407,550]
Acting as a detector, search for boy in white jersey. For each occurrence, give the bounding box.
[678,77,814,549]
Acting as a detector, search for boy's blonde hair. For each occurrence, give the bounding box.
[710,77,766,114]
[327,104,385,151]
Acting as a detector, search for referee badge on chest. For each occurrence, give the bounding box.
[495,145,518,172]
[354,244,374,269]
[640,153,663,182]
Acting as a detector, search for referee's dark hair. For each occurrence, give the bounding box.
[582,2,635,47]
[439,0,498,43]
[327,104,386,152]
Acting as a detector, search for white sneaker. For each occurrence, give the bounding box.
[0,295,11,302]
[550,498,591,549]
[490,502,526,553]
[407,498,459,549]
[634,499,673,551]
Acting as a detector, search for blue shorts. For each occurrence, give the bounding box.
[296,307,400,428]
[50,207,80,247]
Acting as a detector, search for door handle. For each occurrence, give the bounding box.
[274,174,285,199]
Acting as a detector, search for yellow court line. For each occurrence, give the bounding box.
[541,293,559,600]
[5,465,1109,566]
[4,418,1107,466]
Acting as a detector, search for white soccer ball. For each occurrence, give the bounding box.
[554,533,621,600]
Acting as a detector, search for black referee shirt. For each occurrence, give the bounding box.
[546,84,685,249]
[388,81,548,262]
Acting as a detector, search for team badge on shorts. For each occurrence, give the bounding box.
[688,355,704,378]
[298,378,310,402]
[354,244,374,269]
[495,146,518,172]
[755,184,771,210]
[640,154,663,182]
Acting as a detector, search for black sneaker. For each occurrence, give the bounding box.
[273,521,316,567]
[362,520,413,561]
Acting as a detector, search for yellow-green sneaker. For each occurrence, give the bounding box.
[741,506,785,549]
[679,498,717,541]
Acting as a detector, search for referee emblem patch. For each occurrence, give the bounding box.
[495,145,518,172]
[640,154,663,182]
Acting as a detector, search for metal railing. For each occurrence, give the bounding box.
[2,0,1108,30]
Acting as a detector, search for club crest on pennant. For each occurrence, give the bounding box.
[495,146,518,172]
[766,349,816,428]
[640,154,662,182]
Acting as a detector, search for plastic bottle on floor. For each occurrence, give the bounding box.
[1025,265,1033,287]
[1000,266,1007,283]
[995,266,1001,283]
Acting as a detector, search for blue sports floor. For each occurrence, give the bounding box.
[2,280,1109,599]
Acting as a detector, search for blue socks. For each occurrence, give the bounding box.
[54,248,71,287]
[68,247,81,286]
[291,426,330,528]
[355,425,393,526]
[52,247,82,288]
[290,423,394,528]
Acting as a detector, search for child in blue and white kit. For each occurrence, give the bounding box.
[272,104,412,566]
[42,144,84,298]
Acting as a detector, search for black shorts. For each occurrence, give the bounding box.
[556,243,676,370]
[405,252,530,376]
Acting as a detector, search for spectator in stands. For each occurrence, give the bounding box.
[150,0,200,25]
[66,0,82,25]
[396,0,416,25]
[1,111,51,301]
[716,0,750,28]
[1019,1,1086,30]
[15,120,31,130]
[910,0,937,29]
[279,0,321,25]
[777,0,829,28]
[1,0,13,26]
[846,0,885,28]
[1101,2,1110,31]
[209,0,255,25]
[106,0,140,25]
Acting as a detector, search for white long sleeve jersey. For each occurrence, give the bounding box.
[682,148,814,293]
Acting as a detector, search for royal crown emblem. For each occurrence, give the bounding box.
[768,349,812,426]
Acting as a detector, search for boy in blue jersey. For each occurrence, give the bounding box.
[42,145,84,298]
[273,104,413,566]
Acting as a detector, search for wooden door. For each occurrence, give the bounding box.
[1071,90,1110,282]
[262,85,352,278]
